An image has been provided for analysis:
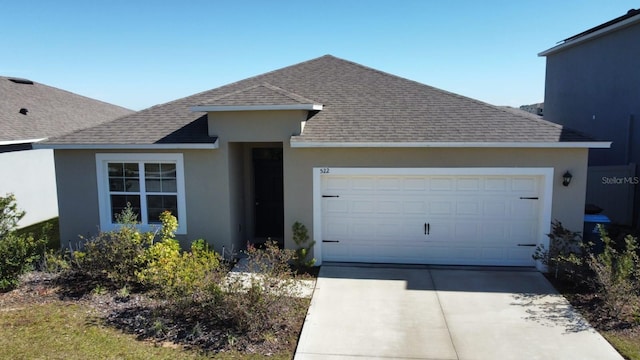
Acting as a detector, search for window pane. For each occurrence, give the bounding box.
[110,195,141,222]
[109,178,124,192]
[146,179,161,192]
[161,163,176,178]
[146,195,178,223]
[162,179,177,192]
[124,179,140,192]
[145,163,176,193]
[145,163,161,178]
[124,163,139,177]
[108,163,123,177]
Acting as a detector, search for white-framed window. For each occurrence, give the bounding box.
[96,153,187,234]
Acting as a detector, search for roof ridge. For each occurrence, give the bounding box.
[200,82,320,105]
[131,55,335,114]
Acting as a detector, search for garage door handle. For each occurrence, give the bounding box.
[424,223,430,235]
[517,243,536,247]
[322,240,340,243]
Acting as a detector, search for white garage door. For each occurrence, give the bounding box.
[320,170,546,266]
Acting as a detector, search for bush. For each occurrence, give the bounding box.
[292,221,315,268]
[73,205,153,288]
[0,194,25,239]
[0,194,47,291]
[0,233,47,290]
[137,211,221,299]
[533,220,589,285]
[219,241,305,344]
[587,225,640,320]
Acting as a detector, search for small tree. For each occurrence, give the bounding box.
[0,193,25,239]
[292,221,315,268]
[0,194,46,291]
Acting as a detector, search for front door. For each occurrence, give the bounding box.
[253,148,284,241]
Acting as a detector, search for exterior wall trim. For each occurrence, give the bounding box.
[191,104,323,112]
[34,141,218,150]
[293,140,611,149]
[0,138,47,146]
[539,14,640,56]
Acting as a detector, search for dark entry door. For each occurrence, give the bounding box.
[253,148,284,239]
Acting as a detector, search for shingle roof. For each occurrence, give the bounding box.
[0,76,133,143]
[44,55,595,146]
[196,83,320,107]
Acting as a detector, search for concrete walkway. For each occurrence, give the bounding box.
[295,265,623,360]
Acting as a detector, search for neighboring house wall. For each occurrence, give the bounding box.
[0,149,58,227]
[543,20,640,226]
[544,24,640,167]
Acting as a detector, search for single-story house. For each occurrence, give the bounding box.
[38,55,609,269]
[1,76,132,227]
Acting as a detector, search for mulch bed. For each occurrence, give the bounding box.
[0,271,308,355]
[545,274,640,344]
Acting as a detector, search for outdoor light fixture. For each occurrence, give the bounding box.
[562,171,573,187]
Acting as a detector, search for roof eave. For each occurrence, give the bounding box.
[0,138,48,146]
[33,140,219,150]
[289,140,612,149]
[539,13,640,56]
[190,104,323,112]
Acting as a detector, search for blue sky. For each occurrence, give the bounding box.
[2,1,638,110]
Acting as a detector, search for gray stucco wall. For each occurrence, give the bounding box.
[55,149,226,251]
[284,147,589,252]
[543,23,640,167]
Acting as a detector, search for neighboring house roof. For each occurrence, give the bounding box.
[0,76,133,144]
[41,55,607,149]
[539,8,640,56]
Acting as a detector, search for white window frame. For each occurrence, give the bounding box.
[96,153,187,234]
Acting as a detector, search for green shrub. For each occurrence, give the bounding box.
[0,232,47,290]
[137,211,221,299]
[533,220,589,285]
[587,225,640,320]
[0,194,25,239]
[0,194,47,291]
[292,221,315,268]
[40,249,71,273]
[73,205,153,288]
[219,241,305,344]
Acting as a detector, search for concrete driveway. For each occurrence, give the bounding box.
[294,265,623,360]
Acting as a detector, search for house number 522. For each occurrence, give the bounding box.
[320,168,330,174]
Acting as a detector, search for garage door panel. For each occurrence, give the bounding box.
[512,177,538,192]
[403,200,427,214]
[511,199,538,218]
[351,199,376,214]
[430,177,454,191]
[485,177,508,191]
[484,201,508,216]
[321,173,542,266]
[456,201,481,215]
[377,200,403,214]
[457,177,481,191]
[378,177,403,191]
[403,177,428,191]
[324,198,348,213]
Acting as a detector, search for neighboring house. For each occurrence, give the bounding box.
[539,8,640,227]
[0,76,133,227]
[519,103,544,117]
[38,55,609,269]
